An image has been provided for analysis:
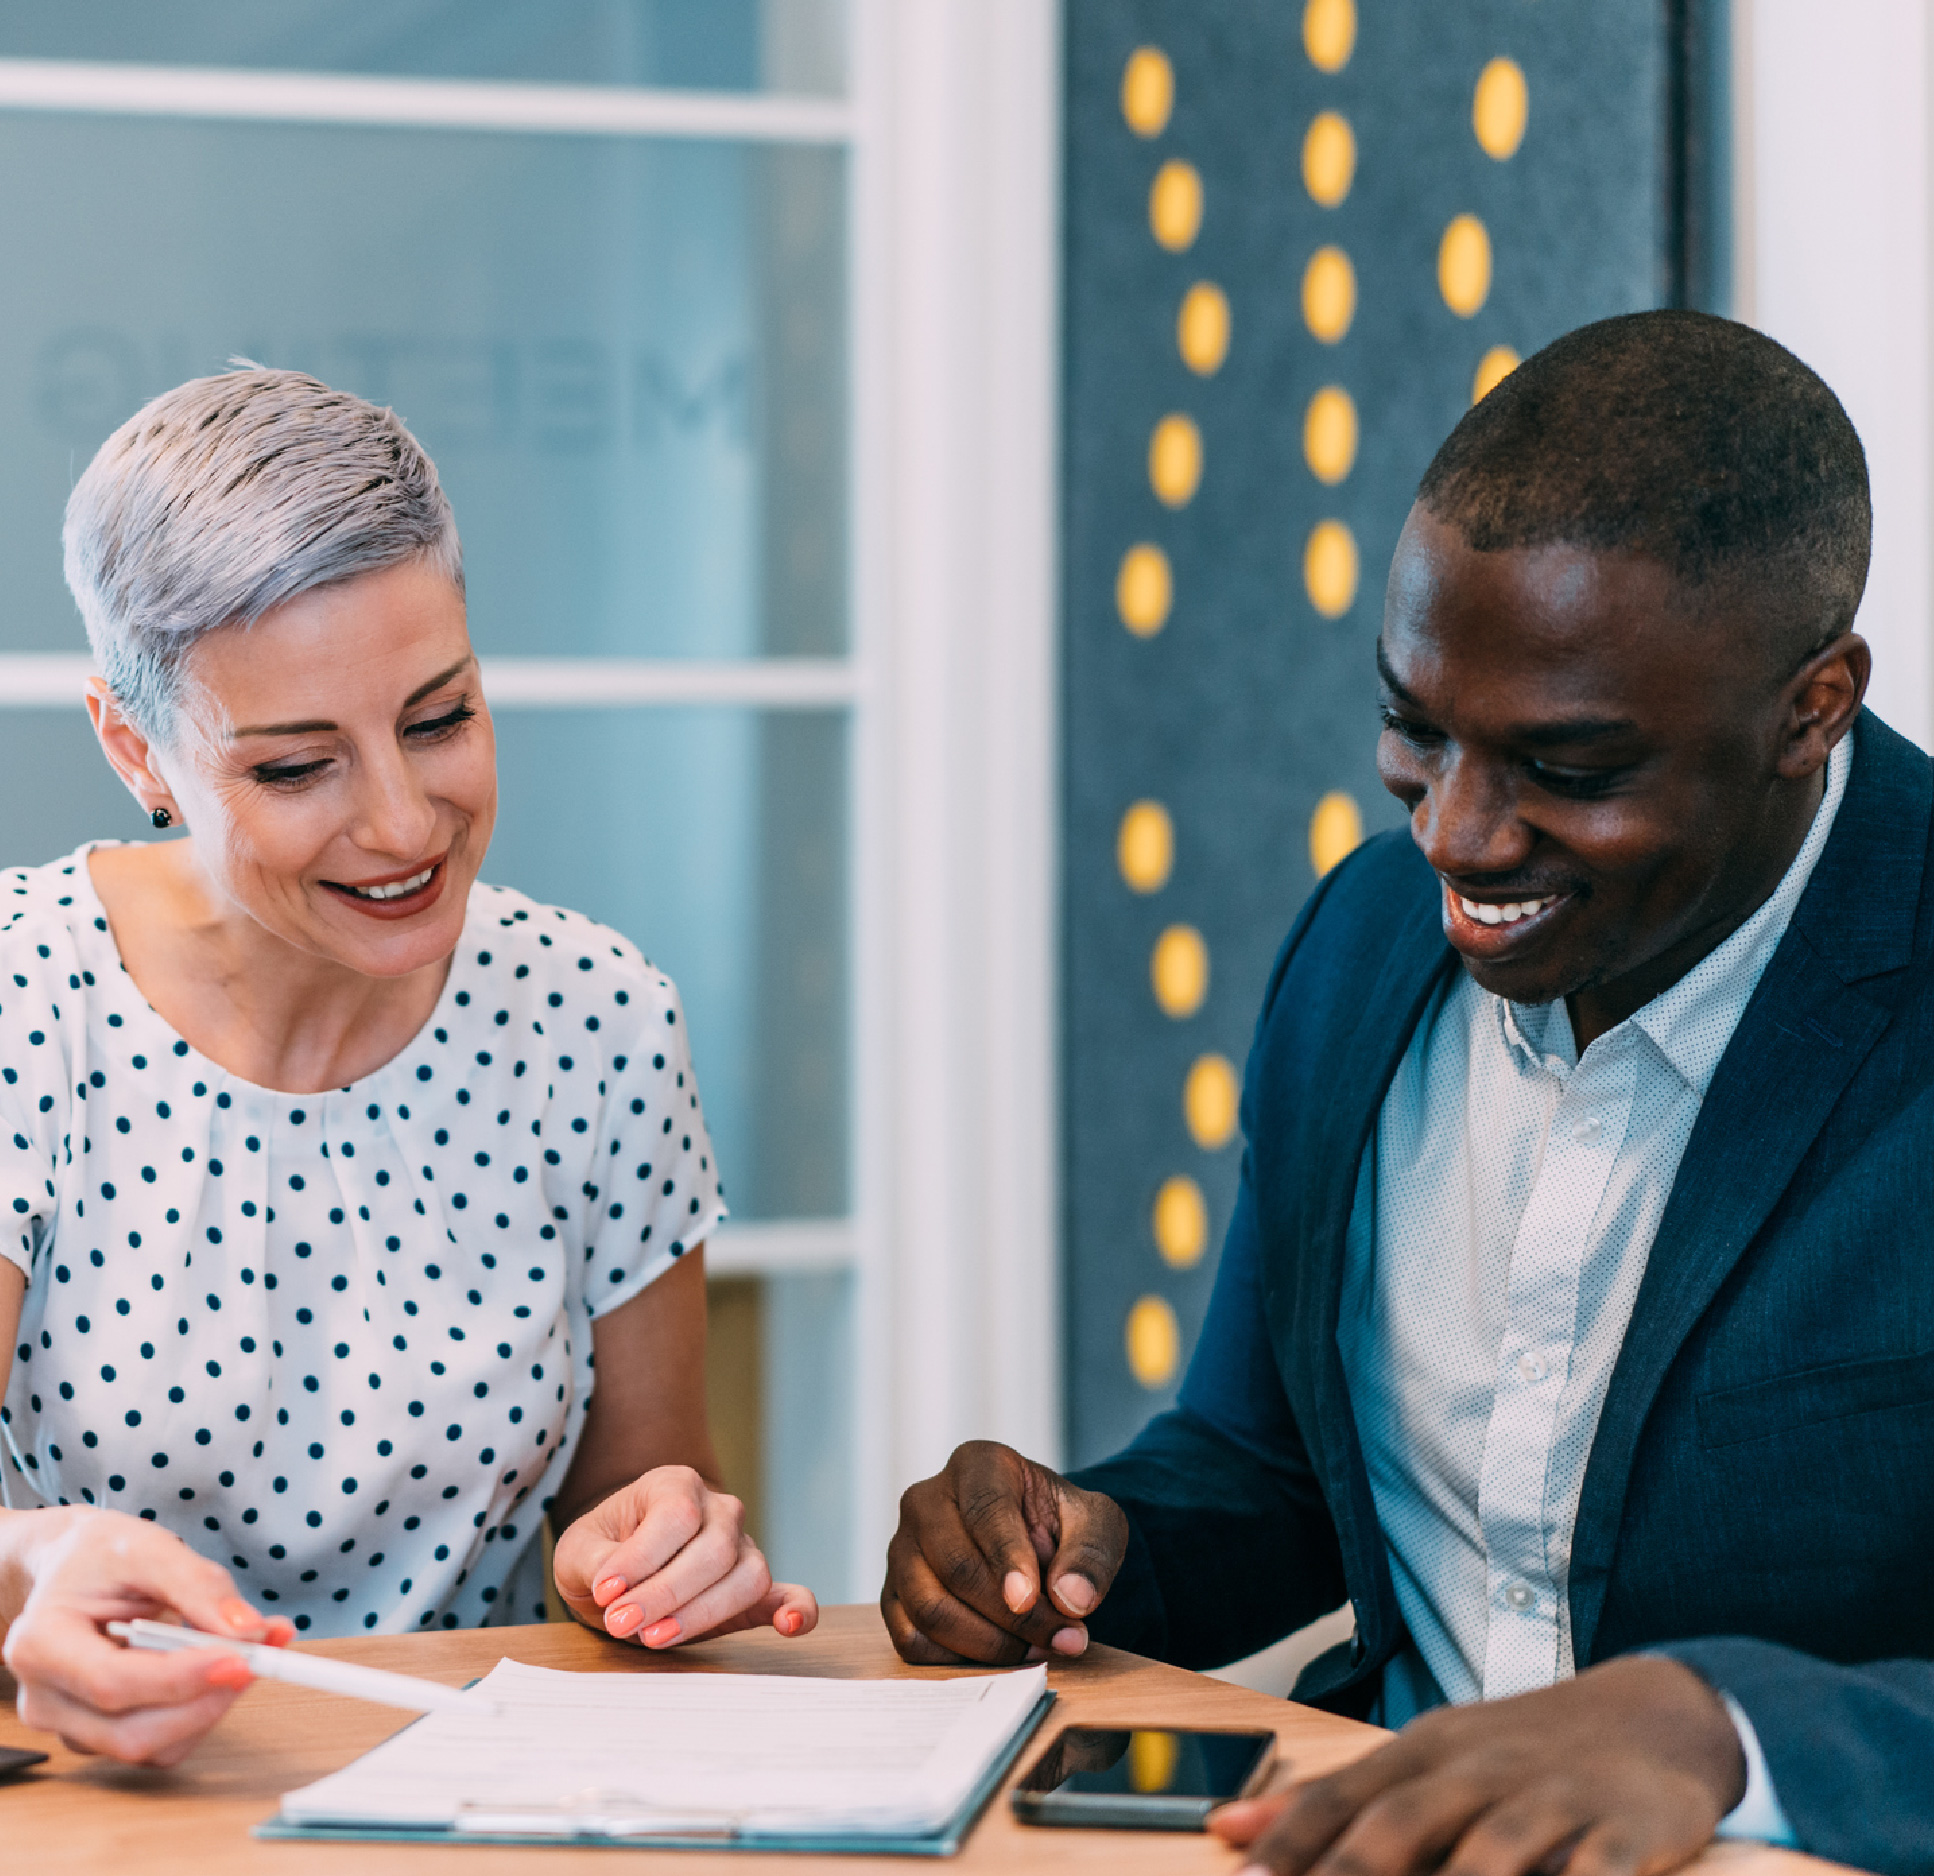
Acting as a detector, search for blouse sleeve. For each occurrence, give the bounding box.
[0,938,69,1282]
[579,954,727,1321]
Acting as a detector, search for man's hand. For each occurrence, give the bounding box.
[552,1465,817,1648]
[1211,1656,1747,1876]
[882,1441,1130,1665]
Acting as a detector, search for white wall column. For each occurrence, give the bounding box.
[1736,0,1932,748]
[849,0,1062,1579]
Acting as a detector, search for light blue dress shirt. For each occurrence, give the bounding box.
[1337,734,1850,1844]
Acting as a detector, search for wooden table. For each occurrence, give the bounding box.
[0,1605,1851,1874]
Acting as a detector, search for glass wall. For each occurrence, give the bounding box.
[0,0,855,1594]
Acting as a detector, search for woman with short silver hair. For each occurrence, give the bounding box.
[0,368,815,1765]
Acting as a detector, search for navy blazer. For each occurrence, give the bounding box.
[1072,711,1934,1874]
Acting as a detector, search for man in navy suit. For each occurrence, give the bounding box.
[883,312,1934,1875]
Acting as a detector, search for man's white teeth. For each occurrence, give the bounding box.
[347,867,434,901]
[1458,894,1556,927]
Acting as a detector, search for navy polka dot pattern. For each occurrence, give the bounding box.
[0,845,725,1637]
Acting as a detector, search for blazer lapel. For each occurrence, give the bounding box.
[1570,714,1929,1661]
[1294,887,1455,1660]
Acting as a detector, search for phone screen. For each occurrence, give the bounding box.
[1018,1727,1273,1802]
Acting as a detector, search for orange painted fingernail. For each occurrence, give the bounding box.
[593,1575,627,1605]
[204,1655,253,1690]
[778,1609,802,1635]
[642,1618,681,1648]
[605,1604,643,1637]
[218,1598,260,1632]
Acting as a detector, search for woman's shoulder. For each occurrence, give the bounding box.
[0,846,103,967]
[459,878,687,1018]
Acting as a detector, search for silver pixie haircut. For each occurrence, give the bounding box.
[63,366,463,744]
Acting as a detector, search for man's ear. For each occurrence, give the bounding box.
[1776,631,1869,781]
[85,679,181,826]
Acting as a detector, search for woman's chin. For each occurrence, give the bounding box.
[306,890,468,979]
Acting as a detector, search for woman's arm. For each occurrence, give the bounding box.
[551,1247,720,1526]
[548,1249,817,1647]
[0,1259,297,1764]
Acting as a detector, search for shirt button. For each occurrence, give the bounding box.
[1503,1583,1536,1612]
[1572,1115,1602,1142]
[1517,1352,1547,1383]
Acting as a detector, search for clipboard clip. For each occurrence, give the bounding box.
[454,1791,742,1840]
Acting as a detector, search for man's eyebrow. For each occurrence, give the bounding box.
[230,657,475,738]
[1376,643,1637,748]
[1375,642,1423,708]
[1507,717,1640,749]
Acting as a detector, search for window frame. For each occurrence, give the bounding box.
[0,0,1063,1593]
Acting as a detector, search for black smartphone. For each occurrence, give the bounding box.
[1010,1724,1276,1830]
[0,1745,48,1781]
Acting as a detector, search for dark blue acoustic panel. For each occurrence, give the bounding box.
[1062,0,1713,1465]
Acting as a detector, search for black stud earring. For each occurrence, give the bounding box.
[150,806,173,830]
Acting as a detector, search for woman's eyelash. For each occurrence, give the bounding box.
[251,758,329,786]
[249,701,476,786]
[407,702,476,737]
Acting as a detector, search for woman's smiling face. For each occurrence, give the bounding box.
[157,557,496,979]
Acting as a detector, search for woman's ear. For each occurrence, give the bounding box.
[85,679,181,827]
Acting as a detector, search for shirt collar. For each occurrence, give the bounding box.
[1498,730,1853,1096]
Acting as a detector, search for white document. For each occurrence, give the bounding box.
[279,1659,1050,1839]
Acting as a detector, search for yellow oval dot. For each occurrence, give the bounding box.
[1152,1174,1209,1270]
[1309,790,1364,878]
[1148,414,1203,508]
[1117,800,1174,894]
[1184,1053,1239,1151]
[1302,0,1356,73]
[1472,344,1520,404]
[1151,924,1209,1019]
[1115,543,1173,637]
[1473,57,1529,160]
[1301,246,1356,343]
[1301,110,1356,208]
[1438,213,1493,318]
[1125,1294,1181,1389]
[1121,46,1174,138]
[1129,1729,1181,1792]
[1148,159,1203,251]
[1303,519,1359,619]
[1177,282,1230,376]
[1302,385,1358,484]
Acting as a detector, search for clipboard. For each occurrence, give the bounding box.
[254,1685,1055,1856]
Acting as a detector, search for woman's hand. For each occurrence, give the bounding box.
[552,1465,818,1649]
[1,1506,294,1766]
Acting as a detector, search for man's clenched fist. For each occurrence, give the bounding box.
[882,1441,1130,1665]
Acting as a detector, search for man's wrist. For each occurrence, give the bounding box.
[1607,1654,1746,1816]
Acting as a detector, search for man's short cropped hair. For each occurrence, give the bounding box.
[1417,310,1871,660]
[64,367,462,746]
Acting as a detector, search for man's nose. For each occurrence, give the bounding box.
[1412,751,1532,879]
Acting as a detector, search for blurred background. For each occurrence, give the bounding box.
[0,1,1923,1614]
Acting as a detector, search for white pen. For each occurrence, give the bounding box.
[107,1618,495,1716]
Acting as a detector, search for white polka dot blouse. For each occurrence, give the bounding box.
[0,845,725,1636]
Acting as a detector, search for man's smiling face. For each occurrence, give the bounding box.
[1375,505,1855,1043]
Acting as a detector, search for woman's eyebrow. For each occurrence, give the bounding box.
[230,657,476,737]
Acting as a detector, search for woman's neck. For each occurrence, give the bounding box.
[86,841,451,1094]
